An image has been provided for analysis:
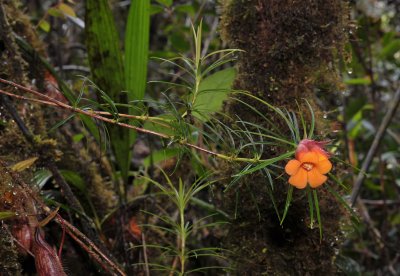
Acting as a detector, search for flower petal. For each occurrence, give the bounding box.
[285,159,301,176]
[289,168,308,189]
[308,168,327,188]
[313,149,329,161]
[299,151,318,164]
[316,159,332,174]
[295,144,309,160]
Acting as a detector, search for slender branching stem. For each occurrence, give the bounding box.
[0,78,281,164]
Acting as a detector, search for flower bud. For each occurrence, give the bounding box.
[295,139,330,160]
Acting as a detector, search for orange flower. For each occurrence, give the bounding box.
[285,139,332,189]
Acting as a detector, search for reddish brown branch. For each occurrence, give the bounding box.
[0,92,109,257]
[54,215,126,276]
[0,78,224,158]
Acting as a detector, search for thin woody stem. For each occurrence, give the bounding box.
[58,224,116,274]
[54,215,127,276]
[0,89,174,129]
[350,88,400,206]
[0,78,271,163]
[0,78,170,138]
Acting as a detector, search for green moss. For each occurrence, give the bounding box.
[219,0,349,274]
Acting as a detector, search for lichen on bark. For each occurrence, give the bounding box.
[219,0,349,274]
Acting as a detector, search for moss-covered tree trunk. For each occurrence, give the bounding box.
[219,0,348,274]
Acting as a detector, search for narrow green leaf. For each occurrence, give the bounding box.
[328,173,351,192]
[325,184,358,220]
[80,115,101,142]
[263,169,281,221]
[280,185,294,225]
[226,164,253,191]
[60,170,86,192]
[288,110,300,142]
[307,186,315,228]
[190,197,230,218]
[49,114,76,133]
[125,0,150,102]
[85,0,125,100]
[235,151,295,176]
[85,0,131,183]
[344,77,371,85]
[379,39,400,60]
[124,1,150,179]
[313,190,322,240]
[236,91,299,142]
[305,99,315,139]
[33,169,52,189]
[296,101,307,139]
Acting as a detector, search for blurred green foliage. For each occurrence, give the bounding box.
[335,1,400,274]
